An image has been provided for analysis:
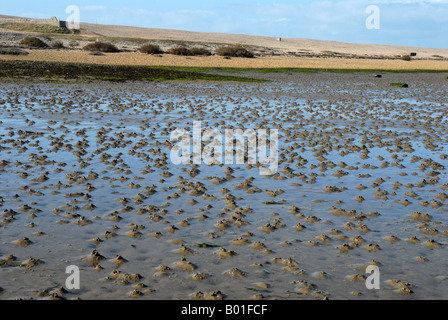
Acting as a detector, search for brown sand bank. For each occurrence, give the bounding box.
[81,22,448,59]
[2,49,448,70]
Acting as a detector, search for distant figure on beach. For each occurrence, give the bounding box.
[277,37,282,41]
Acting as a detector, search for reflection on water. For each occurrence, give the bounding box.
[1,72,448,300]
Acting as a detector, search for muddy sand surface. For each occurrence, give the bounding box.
[1,71,448,300]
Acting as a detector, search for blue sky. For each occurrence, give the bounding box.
[2,0,447,48]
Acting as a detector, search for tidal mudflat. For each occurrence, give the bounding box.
[1,71,448,300]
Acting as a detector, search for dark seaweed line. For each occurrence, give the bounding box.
[0,60,267,83]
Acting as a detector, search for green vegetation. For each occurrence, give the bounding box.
[0,47,29,56]
[216,46,254,58]
[0,23,71,34]
[139,43,163,54]
[169,46,192,56]
[189,47,212,56]
[390,83,409,88]
[0,60,444,83]
[147,66,448,74]
[0,60,266,83]
[20,37,48,48]
[169,46,212,56]
[401,55,411,61]
[146,66,222,73]
[83,41,120,53]
[93,36,148,45]
[51,41,64,49]
[68,40,79,47]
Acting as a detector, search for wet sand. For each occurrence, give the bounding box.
[1,71,448,300]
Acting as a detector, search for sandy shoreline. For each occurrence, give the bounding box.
[2,49,448,70]
[1,14,448,71]
[80,22,448,59]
